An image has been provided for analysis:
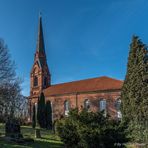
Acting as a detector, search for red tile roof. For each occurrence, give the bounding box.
[43,76,123,96]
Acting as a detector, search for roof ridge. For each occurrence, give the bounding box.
[45,76,123,88]
[43,76,123,96]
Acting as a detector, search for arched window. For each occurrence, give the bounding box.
[64,100,70,116]
[84,99,90,110]
[115,98,122,119]
[34,76,38,87]
[99,99,106,111]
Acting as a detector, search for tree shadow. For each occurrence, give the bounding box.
[0,137,64,148]
[31,139,64,148]
[40,137,61,142]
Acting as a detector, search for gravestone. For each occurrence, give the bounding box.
[4,118,34,144]
[5,118,23,139]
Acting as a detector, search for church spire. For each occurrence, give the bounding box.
[30,13,51,97]
[36,13,45,53]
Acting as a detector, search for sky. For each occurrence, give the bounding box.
[1,0,148,96]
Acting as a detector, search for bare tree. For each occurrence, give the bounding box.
[0,38,29,122]
[0,39,15,85]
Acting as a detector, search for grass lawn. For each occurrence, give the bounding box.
[0,124,64,148]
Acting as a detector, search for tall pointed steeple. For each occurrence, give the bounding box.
[36,12,45,54]
[30,13,51,98]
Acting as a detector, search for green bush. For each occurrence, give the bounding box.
[127,120,148,143]
[56,117,81,148]
[56,109,128,148]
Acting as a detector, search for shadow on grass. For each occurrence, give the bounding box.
[31,139,64,148]
[0,138,64,148]
[40,137,61,142]
[0,124,64,148]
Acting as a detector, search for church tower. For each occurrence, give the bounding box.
[30,14,51,98]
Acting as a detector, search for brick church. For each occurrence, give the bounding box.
[29,15,123,121]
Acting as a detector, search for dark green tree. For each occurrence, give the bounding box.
[45,100,52,129]
[121,36,148,142]
[32,104,36,128]
[37,92,46,128]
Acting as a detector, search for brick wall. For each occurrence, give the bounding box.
[42,90,121,120]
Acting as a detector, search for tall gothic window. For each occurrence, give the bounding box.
[84,99,90,110]
[34,76,38,87]
[64,100,70,116]
[115,98,122,119]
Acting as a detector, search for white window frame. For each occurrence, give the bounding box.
[99,99,107,117]
[115,98,122,119]
[64,100,70,116]
[99,99,106,111]
[84,99,90,110]
[117,110,122,119]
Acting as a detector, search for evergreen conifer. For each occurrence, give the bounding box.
[121,36,148,142]
[37,92,46,128]
[45,100,52,129]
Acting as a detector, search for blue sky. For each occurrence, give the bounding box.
[0,0,148,96]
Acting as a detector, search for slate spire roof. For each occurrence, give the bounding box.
[33,13,50,76]
[36,13,45,53]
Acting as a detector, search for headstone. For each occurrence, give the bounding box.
[5,118,23,139]
[4,118,34,145]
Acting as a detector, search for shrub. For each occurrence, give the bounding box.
[56,109,128,148]
[56,118,81,148]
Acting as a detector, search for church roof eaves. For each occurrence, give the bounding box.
[43,76,123,96]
